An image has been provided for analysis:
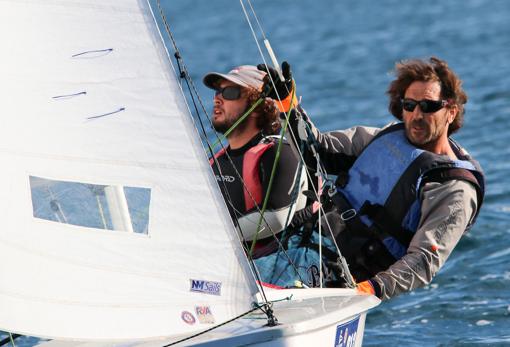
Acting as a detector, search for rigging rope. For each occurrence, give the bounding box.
[153,7,357,344]
[238,0,308,264]
[248,85,295,255]
[239,0,356,287]
[154,0,280,247]
[161,301,281,347]
[154,0,309,314]
[209,98,264,152]
[0,333,19,347]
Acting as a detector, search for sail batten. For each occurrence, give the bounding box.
[0,0,257,340]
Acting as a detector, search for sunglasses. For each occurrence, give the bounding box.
[215,86,242,100]
[401,98,449,113]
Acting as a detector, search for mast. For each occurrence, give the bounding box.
[103,185,134,233]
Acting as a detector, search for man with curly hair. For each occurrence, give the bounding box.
[203,65,308,262]
[278,57,485,299]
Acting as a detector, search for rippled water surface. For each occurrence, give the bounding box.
[2,0,509,346]
[155,1,510,346]
[163,2,510,344]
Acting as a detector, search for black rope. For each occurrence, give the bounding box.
[158,0,354,291]
[155,0,280,306]
[154,0,307,296]
[0,334,20,347]
[161,303,272,346]
[173,49,216,160]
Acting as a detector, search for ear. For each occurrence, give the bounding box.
[447,105,458,124]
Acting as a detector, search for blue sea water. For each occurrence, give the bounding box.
[161,1,510,346]
[2,0,509,346]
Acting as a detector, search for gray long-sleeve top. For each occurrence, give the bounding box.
[303,118,478,300]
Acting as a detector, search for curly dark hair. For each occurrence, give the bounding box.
[244,87,280,135]
[387,57,468,135]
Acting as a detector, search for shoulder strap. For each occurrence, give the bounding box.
[242,141,275,211]
[351,122,405,168]
[369,122,404,142]
[422,167,484,224]
[209,147,227,166]
[370,166,484,249]
[422,167,479,187]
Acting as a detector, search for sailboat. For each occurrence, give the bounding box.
[0,0,380,346]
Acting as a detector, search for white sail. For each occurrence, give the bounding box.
[0,0,258,340]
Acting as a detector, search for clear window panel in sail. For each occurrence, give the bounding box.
[29,176,151,234]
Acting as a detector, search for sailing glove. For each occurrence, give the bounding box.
[257,61,293,100]
[356,280,375,295]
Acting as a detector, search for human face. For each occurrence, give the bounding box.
[402,81,456,151]
[212,80,248,134]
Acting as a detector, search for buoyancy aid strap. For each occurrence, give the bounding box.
[357,122,405,157]
[422,167,480,189]
[331,187,414,248]
[243,141,275,211]
[359,155,481,248]
[421,167,484,222]
[357,151,444,248]
[365,166,483,248]
[209,147,227,165]
[329,191,383,241]
[328,191,399,280]
[359,201,414,246]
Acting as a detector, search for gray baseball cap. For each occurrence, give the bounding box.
[203,65,266,91]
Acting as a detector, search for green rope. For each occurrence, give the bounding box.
[249,83,296,256]
[209,97,264,154]
[9,333,15,347]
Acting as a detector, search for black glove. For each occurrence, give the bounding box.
[257,61,293,100]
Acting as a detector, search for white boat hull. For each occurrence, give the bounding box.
[37,289,380,347]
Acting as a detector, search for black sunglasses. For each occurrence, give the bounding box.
[215,86,242,100]
[401,98,449,113]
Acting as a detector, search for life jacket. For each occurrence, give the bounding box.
[210,138,275,212]
[211,134,310,244]
[331,123,485,280]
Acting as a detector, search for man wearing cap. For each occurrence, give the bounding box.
[203,65,308,261]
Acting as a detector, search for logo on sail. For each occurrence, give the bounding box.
[334,316,359,347]
[190,279,222,296]
[181,311,196,325]
[195,305,215,324]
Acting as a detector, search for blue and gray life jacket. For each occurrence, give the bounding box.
[331,123,484,278]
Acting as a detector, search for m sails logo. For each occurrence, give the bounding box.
[334,316,359,347]
[190,279,222,296]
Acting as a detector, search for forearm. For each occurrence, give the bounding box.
[371,180,478,300]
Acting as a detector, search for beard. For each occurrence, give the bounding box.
[405,118,447,148]
[212,110,249,135]
[212,117,233,134]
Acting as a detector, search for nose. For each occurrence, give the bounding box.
[411,105,424,119]
[213,93,222,104]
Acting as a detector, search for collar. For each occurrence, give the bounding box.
[227,132,265,156]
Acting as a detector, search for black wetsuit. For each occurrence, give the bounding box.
[211,133,302,224]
